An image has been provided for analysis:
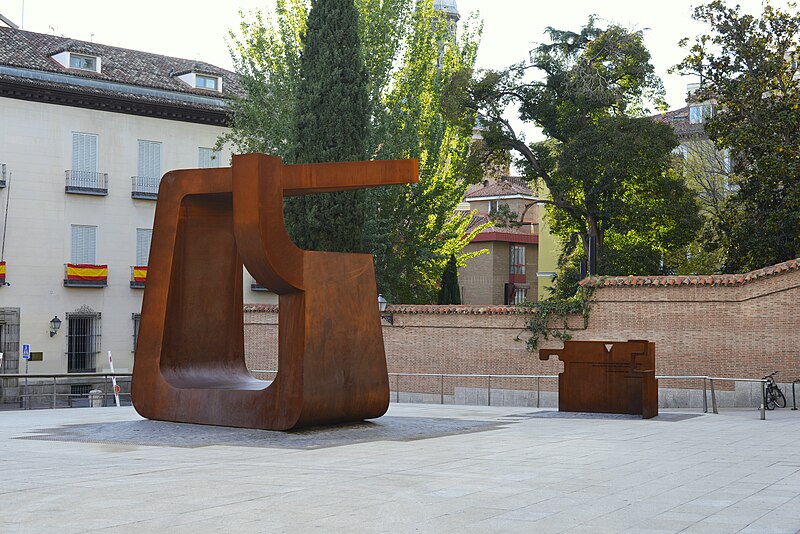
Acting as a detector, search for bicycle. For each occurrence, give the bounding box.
[764,371,787,410]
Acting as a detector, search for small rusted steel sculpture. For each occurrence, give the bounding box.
[131,154,418,430]
[539,340,658,419]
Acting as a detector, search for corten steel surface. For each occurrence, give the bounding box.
[131,154,418,430]
[540,340,658,419]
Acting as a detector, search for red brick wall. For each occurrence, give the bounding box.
[244,260,800,388]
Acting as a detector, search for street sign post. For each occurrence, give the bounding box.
[22,344,30,407]
[107,351,120,407]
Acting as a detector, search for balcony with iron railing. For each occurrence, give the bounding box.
[0,163,6,188]
[131,176,159,200]
[64,263,108,287]
[65,170,108,195]
[130,266,147,288]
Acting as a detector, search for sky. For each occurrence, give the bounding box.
[0,0,784,112]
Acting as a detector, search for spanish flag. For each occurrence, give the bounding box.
[0,261,5,283]
[66,263,108,282]
[133,265,147,283]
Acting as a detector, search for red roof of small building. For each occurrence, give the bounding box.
[652,106,705,138]
[466,177,536,199]
[463,213,538,244]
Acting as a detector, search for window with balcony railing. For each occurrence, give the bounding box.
[131,175,159,199]
[130,265,147,288]
[65,170,108,195]
[68,132,107,195]
[133,140,162,199]
[64,263,108,287]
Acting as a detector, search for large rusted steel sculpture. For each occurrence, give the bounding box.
[131,154,418,430]
[539,340,658,419]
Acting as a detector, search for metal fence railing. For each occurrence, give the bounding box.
[131,175,159,197]
[251,370,774,420]
[65,170,108,193]
[0,372,131,409]
[0,370,783,420]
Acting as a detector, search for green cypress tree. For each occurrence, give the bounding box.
[286,0,370,252]
[436,253,461,305]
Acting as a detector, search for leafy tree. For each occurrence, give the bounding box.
[471,19,701,279]
[223,0,485,302]
[285,0,369,252]
[674,1,800,272]
[668,138,731,274]
[436,253,461,304]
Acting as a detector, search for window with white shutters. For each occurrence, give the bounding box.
[198,147,220,168]
[71,225,97,264]
[138,140,162,178]
[136,228,152,266]
[72,133,98,173]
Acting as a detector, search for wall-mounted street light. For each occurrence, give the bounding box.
[49,315,62,337]
[378,294,393,325]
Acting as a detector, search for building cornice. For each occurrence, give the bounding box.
[0,73,231,126]
[472,231,538,244]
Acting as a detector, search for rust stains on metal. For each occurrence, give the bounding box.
[540,340,658,419]
[132,154,418,430]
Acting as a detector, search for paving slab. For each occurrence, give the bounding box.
[0,404,799,533]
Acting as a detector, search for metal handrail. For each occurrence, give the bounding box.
[0,373,131,379]
[65,170,108,191]
[0,372,132,409]
[131,175,159,195]
[252,370,770,417]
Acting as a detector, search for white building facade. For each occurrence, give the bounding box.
[0,25,273,392]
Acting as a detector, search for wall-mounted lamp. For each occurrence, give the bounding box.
[49,315,62,337]
[378,294,393,325]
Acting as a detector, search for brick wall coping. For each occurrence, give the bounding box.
[243,303,533,315]
[580,258,800,288]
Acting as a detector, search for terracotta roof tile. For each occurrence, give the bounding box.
[652,106,706,138]
[466,178,535,199]
[580,258,800,288]
[0,27,241,105]
[244,303,535,315]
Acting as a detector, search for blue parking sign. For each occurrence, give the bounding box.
[22,344,30,360]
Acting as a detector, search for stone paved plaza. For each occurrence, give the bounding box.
[1,403,799,533]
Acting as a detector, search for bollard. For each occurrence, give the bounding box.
[89,389,103,408]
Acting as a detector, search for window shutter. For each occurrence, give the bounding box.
[199,147,210,168]
[136,228,152,266]
[198,147,219,168]
[71,225,97,264]
[138,140,162,178]
[72,133,98,173]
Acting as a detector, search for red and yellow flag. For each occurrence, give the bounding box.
[133,266,147,283]
[0,261,5,281]
[66,263,108,281]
